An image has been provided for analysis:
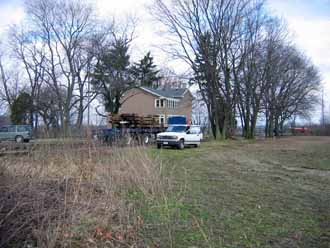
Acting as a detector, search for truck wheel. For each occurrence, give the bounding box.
[15,135,24,143]
[178,139,184,150]
[157,143,162,149]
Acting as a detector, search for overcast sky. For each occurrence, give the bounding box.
[0,0,329,113]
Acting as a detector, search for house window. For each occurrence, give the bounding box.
[160,99,165,107]
[155,98,179,109]
[159,115,165,125]
[155,99,165,108]
[166,100,170,108]
[166,100,177,109]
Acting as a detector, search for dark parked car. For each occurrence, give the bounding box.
[0,125,32,143]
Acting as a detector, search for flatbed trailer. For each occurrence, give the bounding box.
[93,126,166,145]
[93,113,167,145]
[93,113,189,146]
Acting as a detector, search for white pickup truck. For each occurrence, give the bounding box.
[156,125,203,149]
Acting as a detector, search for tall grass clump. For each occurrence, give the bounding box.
[0,140,170,247]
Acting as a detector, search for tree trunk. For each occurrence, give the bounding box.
[76,98,84,129]
[266,111,274,138]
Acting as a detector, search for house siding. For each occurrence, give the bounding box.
[119,88,192,124]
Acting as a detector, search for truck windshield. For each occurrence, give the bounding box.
[166,125,187,132]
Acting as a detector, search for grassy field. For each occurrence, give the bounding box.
[0,136,329,247]
[141,136,330,248]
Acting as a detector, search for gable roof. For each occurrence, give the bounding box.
[140,86,188,99]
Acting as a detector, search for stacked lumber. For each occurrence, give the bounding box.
[108,113,160,128]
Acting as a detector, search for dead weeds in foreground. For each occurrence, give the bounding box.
[0,142,167,247]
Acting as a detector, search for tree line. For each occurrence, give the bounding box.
[151,0,320,139]
[0,0,321,139]
[0,0,162,135]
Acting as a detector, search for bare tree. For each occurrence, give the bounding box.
[151,0,265,139]
[10,26,47,130]
[0,56,13,109]
[9,0,138,133]
[157,66,189,89]
[263,43,320,137]
[23,0,98,134]
[0,52,22,112]
[36,85,66,131]
[152,0,321,139]
[233,4,269,138]
[234,15,294,138]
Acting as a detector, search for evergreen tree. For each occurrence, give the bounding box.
[92,39,133,114]
[131,52,161,88]
[10,92,33,125]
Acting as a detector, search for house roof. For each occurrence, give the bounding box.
[140,86,188,99]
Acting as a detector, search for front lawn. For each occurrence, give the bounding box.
[141,136,330,247]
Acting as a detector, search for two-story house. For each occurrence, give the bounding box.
[119,86,193,125]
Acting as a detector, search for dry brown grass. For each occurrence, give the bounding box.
[0,141,166,247]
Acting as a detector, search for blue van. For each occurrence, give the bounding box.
[0,125,33,143]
